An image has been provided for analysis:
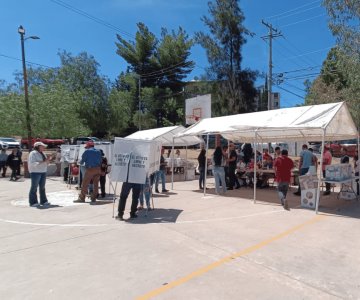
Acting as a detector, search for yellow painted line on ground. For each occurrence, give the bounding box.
[136,215,325,300]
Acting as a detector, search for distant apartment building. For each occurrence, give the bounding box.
[255,86,280,111]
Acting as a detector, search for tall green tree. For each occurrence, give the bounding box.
[195,0,257,115]
[58,51,110,137]
[115,23,194,130]
[0,69,90,138]
[305,47,360,128]
[323,0,360,55]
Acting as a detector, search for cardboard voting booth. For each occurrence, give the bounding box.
[110,137,161,184]
[299,174,318,209]
[60,145,80,163]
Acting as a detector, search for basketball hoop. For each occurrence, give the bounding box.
[186,115,197,125]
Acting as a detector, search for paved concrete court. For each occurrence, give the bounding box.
[0,176,359,299]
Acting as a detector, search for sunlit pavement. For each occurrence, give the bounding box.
[0,175,359,299]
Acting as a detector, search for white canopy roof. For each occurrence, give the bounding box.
[177,102,358,142]
[126,125,203,146]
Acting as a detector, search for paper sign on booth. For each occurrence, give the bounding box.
[60,145,80,163]
[110,137,161,184]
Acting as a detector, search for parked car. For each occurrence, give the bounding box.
[0,137,21,149]
[309,139,358,157]
[73,137,110,145]
[330,139,358,157]
[21,137,65,149]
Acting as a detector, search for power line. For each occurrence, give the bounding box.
[281,13,326,28]
[49,0,203,79]
[281,82,307,93]
[274,65,322,75]
[279,46,333,61]
[275,5,322,21]
[265,0,321,20]
[138,62,194,79]
[275,85,304,99]
[0,53,53,69]
[275,38,316,67]
[49,0,135,39]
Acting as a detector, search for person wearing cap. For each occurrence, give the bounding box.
[28,142,52,207]
[74,141,102,204]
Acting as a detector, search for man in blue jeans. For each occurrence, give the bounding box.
[155,148,168,193]
[294,144,315,196]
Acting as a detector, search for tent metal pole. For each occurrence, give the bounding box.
[111,181,118,218]
[315,128,326,214]
[254,130,258,203]
[185,145,188,180]
[204,133,210,196]
[171,137,175,190]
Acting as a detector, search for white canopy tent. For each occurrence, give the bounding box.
[126,126,203,189]
[177,102,358,213]
[178,102,357,142]
[126,125,203,146]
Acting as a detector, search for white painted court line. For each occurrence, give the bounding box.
[0,218,112,227]
[175,209,286,224]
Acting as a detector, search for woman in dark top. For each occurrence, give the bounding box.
[212,146,227,194]
[6,149,21,181]
[198,146,206,190]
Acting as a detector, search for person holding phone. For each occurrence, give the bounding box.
[28,142,52,207]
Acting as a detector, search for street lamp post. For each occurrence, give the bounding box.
[18,25,39,152]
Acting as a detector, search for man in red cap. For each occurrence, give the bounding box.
[74,141,102,204]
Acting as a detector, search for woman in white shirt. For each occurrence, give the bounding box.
[28,142,51,207]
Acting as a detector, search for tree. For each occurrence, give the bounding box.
[115,23,195,129]
[195,0,257,115]
[58,51,110,137]
[0,70,90,138]
[305,47,360,128]
[323,0,360,55]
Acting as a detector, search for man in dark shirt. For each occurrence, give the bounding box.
[274,149,294,210]
[340,148,350,164]
[155,148,168,193]
[74,141,102,204]
[227,143,240,189]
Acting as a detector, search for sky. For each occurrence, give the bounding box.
[2,0,336,108]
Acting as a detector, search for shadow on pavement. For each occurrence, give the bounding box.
[124,208,183,224]
[37,204,62,209]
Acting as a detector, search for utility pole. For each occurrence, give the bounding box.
[261,20,282,111]
[138,76,141,130]
[18,25,39,151]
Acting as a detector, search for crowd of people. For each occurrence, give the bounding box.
[2,140,359,217]
[201,141,359,210]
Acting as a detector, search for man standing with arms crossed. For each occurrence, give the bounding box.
[274,149,294,210]
[74,141,102,204]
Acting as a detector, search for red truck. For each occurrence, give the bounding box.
[21,137,66,149]
[329,140,358,157]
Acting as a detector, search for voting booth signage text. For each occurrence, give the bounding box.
[60,145,80,163]
[110,138,161,184]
